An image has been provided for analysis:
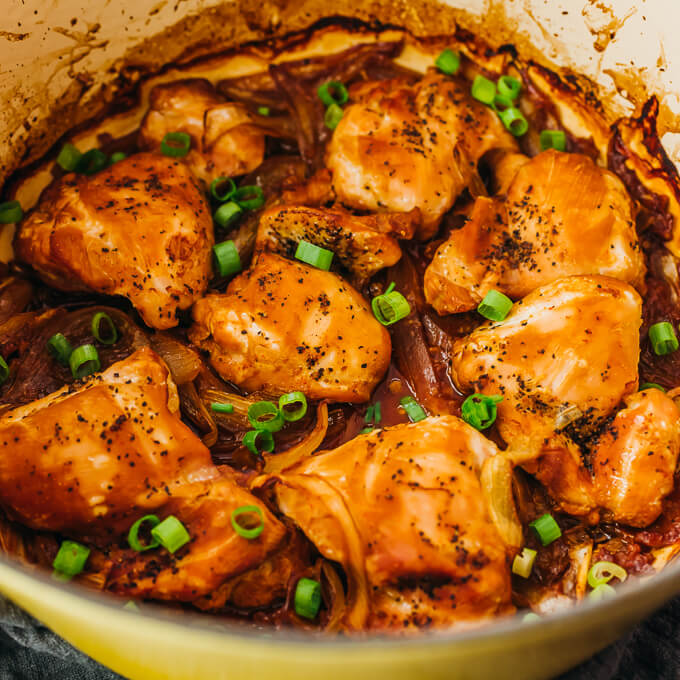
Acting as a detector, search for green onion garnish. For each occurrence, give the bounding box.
[477,289,513,321]
[232,185,265,211]
[400,396,427,423]
[210,177,236,203]
[213,240,242,278]
[243,429,275,455]
[640,382,666,392]
[56,143,82,171]
[324,103,344,131]
[497,75,521,100]
[365,405,375,423]
[540,129,567,152]
[53,540,90,579]
[373,401,382,424]
[75,149,109,175]
[47,333,73,366]
[523,612,541,623]
[512,547,537,578]
[435,48,460,75]
[587,561,627,589]
[649,321,679,356]
[211,402,234,414]
[127,514,161,552]
[493,94,514,112]
[0,200,23,224]
[214,202,243,229]
[498,107,529,136]
[123,600,139,612]
[230,505,265,540]
[109,151,127,165]
[248,400,285,433]
[257,106,271,116]
[588,583,616,601]
[471,75,496,105]
[529,513,562,546]
[91,312,118,346]
[160,132,191,158]
[0,356,8,386]
[371,282,411,326]
[317,81,349,107]
[69,344,100,380]
[359,427,374,434]
[150,515,190,553]
[278,392,308,422]
[295,240,334,270]
[461,393,503,430]
[294,577,322,619]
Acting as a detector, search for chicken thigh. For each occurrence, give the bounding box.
[189,253,391,402]
[15,153,213,330]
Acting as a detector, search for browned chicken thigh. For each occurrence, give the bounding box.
[189,253,391,402]
[425,150,645,314]
[138,79,266,185]
[15,153,213,330]
[326,72,516,239]
[256,416,514,631]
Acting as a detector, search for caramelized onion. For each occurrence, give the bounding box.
[149,332,202,384]
[480,455,523,551]
[179,381,218,447]
[321,560,346,632]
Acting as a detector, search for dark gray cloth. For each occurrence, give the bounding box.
[0,597,678,679]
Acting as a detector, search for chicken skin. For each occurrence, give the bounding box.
[325,72,517,239]
[255,205,418,284]
[0,348,285,600]
[138,79,265,185]
[593,389,680,527]
[425,150,645,314]
[189,253,391,403]
[257,416,514,631]
[15,153,213,330]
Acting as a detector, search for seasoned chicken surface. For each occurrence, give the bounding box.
[255,205,418,283]
[15,153,213,330]
[326,72,516,239]
[138,79,265,185]
[189,253,391,402]
[257,416,514,631]
[0,348,285,599]
[425,150,645,314]
[593,389,680,527]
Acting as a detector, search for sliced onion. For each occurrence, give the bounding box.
[203,388,261,430]
[480,455,523,550]
[321,560,346,632]
[179,381,218,447]
[150,333,202,384]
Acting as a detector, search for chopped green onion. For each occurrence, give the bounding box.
[530,513,562,546]
[587,561,627,589]
[0,356,8,386]
[69,344,100,380]
[497,75,521,100]
[56,143,82,171]
[365,405,375,423]
[373,401,382,424]
[649,321,679,356]
[0,200,23,224]
[317,81,349,107]
[295,240,334,270]
[400,396,427,423]
[160,132,191,158]
[640,382,666,392]
[127,514,161,552]
[210,177,236,202]
[257,106,271,116]
[211,402,234,414]
[230,505,265,540]
[471,75,496,105]
[478,289,513,321]
[498,107,529,136]
[588,583,617,601]
[435,48,460,75]
[371,282,411,326]
[294,577,322,619]
[512,547,537,578]
[359,427,374,434]
[493,94,514,112]
[522,612,541,623]
[213,240,242,278]
[278,391,308,422]
[324,103,344,130]
[243,429,275,455]
[53,540,90,579]
[540,129,567,152]
[232,185,265,211]
[109,151,127,165]
[214,201,243,229]
[47,333,73,366]
[150,515,190,553]
[248,400,285,433]
[75,149,109,175]
[91,312,118,345]
[461,393,503,430]
[123,600,139,612]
